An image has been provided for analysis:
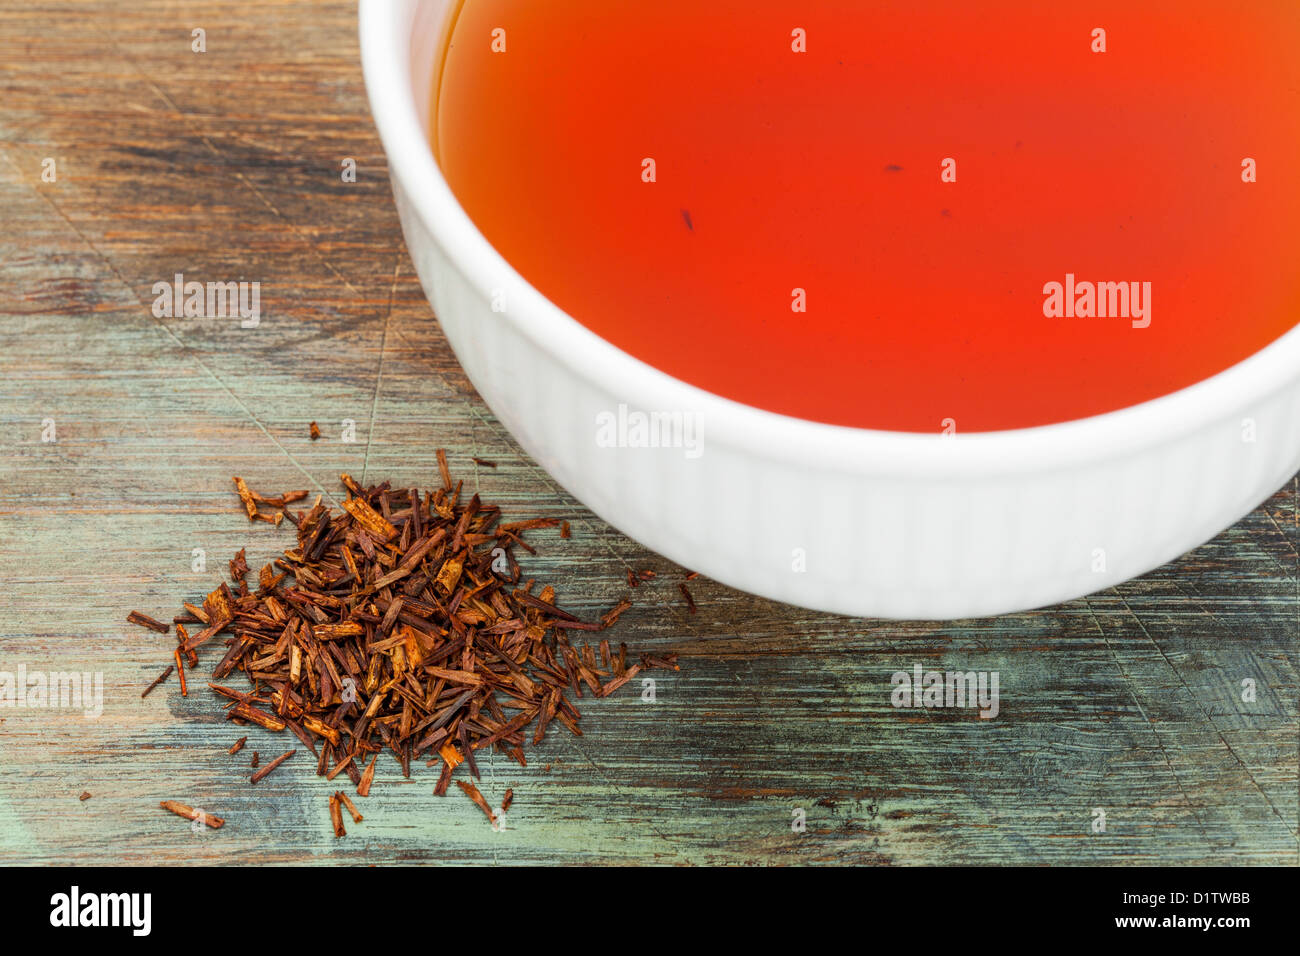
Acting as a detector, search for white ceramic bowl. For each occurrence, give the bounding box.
[360,0,1300,619]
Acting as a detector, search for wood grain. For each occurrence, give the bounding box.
[0,1,1296,865]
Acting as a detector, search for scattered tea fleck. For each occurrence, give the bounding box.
[176,621,196,668]
[229,549,248,583]
[436,448,452,490]
[233,476,258,520]
[79,791,91,801]
[141,665,173,698]
[678,582,697,614]
[230,702,285,732]
[600,599,632,629]
[357,753,377,797]
[127,611,169,634]
[337,789,363,823]
[233,478,309,522]
[641,653,681,671]
[329,792,346,837]
[250,749,296,784]
[310,421,321,441]
[228,736,247,756]
[160,800,224,829]
[455,779,496,825]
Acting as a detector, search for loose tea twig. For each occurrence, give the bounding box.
[152,458,680,827]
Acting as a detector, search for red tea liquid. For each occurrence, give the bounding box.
[435,0,1300,432]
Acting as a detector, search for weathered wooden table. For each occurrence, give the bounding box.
[1,1,1296,866]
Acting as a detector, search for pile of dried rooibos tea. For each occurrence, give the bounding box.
[139,452,678,832]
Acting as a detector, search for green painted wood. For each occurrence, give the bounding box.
[0,0,1296,866]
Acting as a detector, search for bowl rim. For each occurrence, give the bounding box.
[359,0,1300,475]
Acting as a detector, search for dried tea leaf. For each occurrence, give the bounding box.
[233,477,258,520]
[341,496,397,540]
[148,456,680,834]
[160,800,224,829]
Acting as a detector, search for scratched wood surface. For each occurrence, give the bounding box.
[0,0,1296,866]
